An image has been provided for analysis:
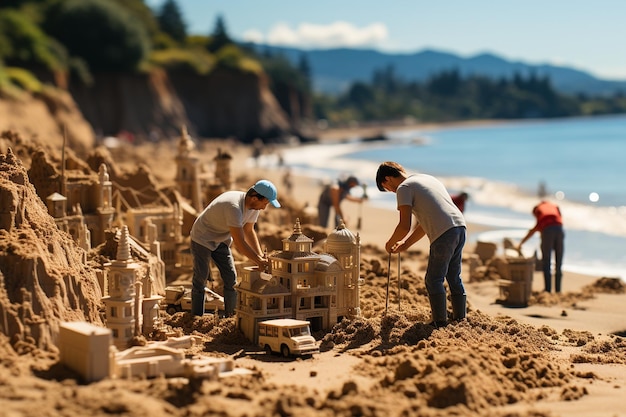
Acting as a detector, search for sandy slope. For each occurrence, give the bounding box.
[1,129,625,417]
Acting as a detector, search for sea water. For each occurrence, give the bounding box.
[276,115,626,278]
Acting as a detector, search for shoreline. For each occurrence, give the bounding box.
[261,121,626,279]
[232,126,623,291]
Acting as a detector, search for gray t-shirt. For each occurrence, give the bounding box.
[190,191,260,250]
[396,174,465,242]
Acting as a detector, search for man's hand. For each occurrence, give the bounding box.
[256,255,269,270]
[386,241,401,253]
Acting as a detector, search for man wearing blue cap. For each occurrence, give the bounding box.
[190,180,280,317]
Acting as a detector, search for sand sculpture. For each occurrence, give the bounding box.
[0,128,246,375]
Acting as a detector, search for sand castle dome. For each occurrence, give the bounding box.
[326,220,356,245]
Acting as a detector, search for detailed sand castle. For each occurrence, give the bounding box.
[237,218,361,344]
[0,127,365,382]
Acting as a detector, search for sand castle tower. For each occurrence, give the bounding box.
[214,148,232,190]
[174,125,203,212]
[95,163,115,244]
[103,226,141,349]
[324,221,361,318]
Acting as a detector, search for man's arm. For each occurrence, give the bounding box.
[242,222,263,255]
[517,226,538,250]
[230,225,266,268]
[385,205,414,253]
[398,224,426,251]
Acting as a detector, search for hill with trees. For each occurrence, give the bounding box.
[1,0,626,145]
[250,44,626,97]
[0,0,312,146]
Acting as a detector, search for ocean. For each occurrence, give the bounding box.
[275,115,626,279]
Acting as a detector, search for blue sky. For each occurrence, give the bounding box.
[146,0,626,80]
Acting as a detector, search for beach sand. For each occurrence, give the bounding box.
[1,129,625,417]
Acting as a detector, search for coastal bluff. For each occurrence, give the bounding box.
[1,67,303,150]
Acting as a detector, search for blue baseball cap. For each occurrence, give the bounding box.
[252,180,281,207]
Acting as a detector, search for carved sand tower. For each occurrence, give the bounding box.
[325,221,361,318]
[96,164,115,243]
[174,125,203,212]
[214,148,232,190]
[103,226,141,349]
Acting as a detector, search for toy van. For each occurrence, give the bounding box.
[164,285,224,314]
[258,319,319,357]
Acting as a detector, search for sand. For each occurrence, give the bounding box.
[1,128,625,417]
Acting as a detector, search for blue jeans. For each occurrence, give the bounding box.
[541,225,564,293]
[425,226,466,297]
[191,241,237,316]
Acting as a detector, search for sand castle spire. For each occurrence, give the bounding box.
[177,125,195,156]
[293,218,302,235]
[116,225,132,262]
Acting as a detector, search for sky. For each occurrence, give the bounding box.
[145,0,626,80]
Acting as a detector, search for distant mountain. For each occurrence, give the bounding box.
[250,44,626,96]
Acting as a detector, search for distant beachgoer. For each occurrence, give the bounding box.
[451,192,469,213]
[517,200,564,293]
[376,161,467,328]
[190,180,280,317]
[251,138,263,167]
[282,168,293,195]
[317,175,366,228]
[538,181,547,198]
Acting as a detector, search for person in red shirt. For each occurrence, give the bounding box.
[451,192,469,213]
[517,201,565,293]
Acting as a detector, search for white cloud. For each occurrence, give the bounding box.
[242,29,265,44]
[257,21,388,48]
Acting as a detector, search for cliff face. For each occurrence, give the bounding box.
[168,68,291,142]
[69,69,191,142]
[0,66,302,150]
[69,68,293,143]
[0,89,96,155]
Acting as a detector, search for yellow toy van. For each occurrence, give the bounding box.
[258,319,319,357]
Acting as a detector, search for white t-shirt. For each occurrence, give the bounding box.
[396,174,465,242]
[190,191,260,250]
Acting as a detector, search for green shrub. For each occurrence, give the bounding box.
[214,44,262,74]
[5,67,42,92]
[0,9,66,71]
[44,0,150,72]
[149,48,215,74]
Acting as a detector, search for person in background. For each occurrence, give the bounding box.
[317,175,366,228]
[517,200,564,293]
[376,161,467,328]
[190,180,280,317]
[451,192,469,213]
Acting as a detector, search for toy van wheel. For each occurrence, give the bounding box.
[166,305,180,315]
[264,344,273,355]
[280,345,290,358]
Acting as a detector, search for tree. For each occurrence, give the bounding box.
[207,15,232,53]
[157,0,186,43]
[44,0,149,72]
[0,9,66,71]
